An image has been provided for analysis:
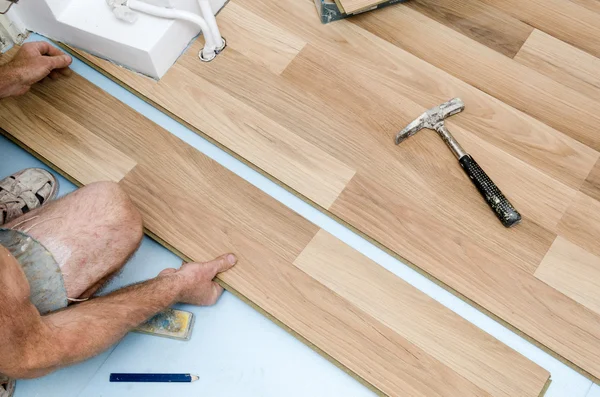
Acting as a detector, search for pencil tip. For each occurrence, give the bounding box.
[191,375,199,382]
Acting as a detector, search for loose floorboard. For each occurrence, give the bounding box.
[0,50,551,396]
[62,0,600,384]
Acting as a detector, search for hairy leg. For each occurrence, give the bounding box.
[5,181,144,299]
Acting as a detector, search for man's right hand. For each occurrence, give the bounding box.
[159,253,238,306]
[0,41,72,99]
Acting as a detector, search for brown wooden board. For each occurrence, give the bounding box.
[45,0,600,385]
[0,48,552,396]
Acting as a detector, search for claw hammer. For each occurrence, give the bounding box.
[395,98,521,227]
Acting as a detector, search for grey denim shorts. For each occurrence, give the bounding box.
[0,228,68,315]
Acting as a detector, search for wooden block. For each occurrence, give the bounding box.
[295,230,550,397]
[352,5,600,151]
[0,92,136,184]
[515,29,600,102]
[480,0,600,58]
[218,2,306,75]
[536,236,600,316]
[405,0,534,57]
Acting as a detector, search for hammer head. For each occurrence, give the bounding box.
[395,98,465,144]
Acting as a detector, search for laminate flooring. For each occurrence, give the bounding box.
[0,47,551,396]
[60,0,600,384]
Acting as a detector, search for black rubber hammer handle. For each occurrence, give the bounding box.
[458,155,521,227]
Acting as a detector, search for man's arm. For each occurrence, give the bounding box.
[0,250,237,378]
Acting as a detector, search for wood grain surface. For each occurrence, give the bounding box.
[62,0,600,383]
[515,29,600,102]
[0,52,552,395]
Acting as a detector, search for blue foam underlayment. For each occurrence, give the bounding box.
[0,32,595,396]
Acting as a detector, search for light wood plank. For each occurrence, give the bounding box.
[331,173,600,380]
[122,164,492,397]
[480,0,600,58]
[581,158,600,202]
[218,2,306,75]
[295,230,549,397]
[559,192,600,259]
[0,71,552,395]
[536,236,600,316]
[352,5,600,151]
[405,0,534,57]
[515,29,600,102]
[336,0,388,13]
[282,42,579,234]
[568,0,600,13]
[0,92,136,184]
[148,65,355,209]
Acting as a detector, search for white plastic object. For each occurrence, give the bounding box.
[198,0,224,50]
[126,0,217,60]
[113,5,139,23]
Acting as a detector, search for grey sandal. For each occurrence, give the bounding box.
[0,375,15,397]
[0,168,59,226]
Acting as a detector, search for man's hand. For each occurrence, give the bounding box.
[0,41,72,98]
[159,253,238,306]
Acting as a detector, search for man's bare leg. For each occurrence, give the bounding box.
[4,181,144,299]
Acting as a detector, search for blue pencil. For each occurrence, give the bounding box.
[109,373,199,383]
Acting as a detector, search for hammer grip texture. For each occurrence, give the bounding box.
[458,155,521,228]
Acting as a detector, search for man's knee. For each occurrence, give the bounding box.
[78,181,143,248]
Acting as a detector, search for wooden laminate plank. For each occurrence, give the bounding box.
[281,42,579,235]
[581,159,600,202]
[0,94,136,184]
[335,0,388,14]
[352,5,600,151]
[0,72,552,396]
[515,29,600,102]
[479,0,600,58]
[65,0,600,381]
[149,64,356,210]
[568,0,600,13]
[181,16,599,193]
[294,230,548,397]
[558,192,600,259]
[536,236,600,316]
[331,173,600,380]
[404,0,534,57]
[122,164,486,397]
[219,2,306,75]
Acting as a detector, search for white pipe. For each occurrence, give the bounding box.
[127,0,217,59]
[198,0,224,50]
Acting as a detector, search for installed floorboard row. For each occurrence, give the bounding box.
[404,0,533,58]
[479,0,600,58]
[65,0,600,383]
[353,5,600,151]
[0,52,550,395]
[514,29,600,102]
